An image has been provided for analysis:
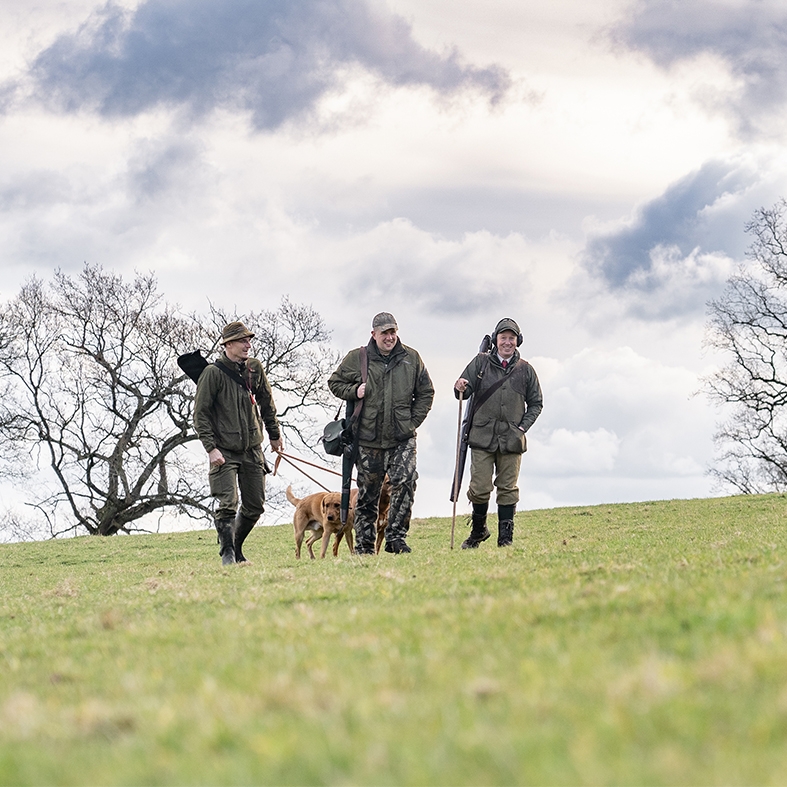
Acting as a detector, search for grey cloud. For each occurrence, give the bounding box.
[584,160,756,287]
[21,0,510,129]
[126,138,205,202]
[612,0,787,136]
[578,158,780,320]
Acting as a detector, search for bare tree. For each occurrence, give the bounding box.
[705,199,787,492]
[0,264,337,537]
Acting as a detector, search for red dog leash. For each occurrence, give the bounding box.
[273,451,356,492]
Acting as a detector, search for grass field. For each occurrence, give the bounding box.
[2,494,787,786]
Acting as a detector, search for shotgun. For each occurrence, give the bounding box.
[450,334,492,502]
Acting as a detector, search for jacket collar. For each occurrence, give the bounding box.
[490,349,520,370]
[367,337,404,362]
[216,353,247,375]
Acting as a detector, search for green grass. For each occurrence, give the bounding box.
[2,494,787,785]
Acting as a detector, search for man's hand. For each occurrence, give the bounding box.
[270,437,284,453]
[357,383,366,399]
[455,377,470,393]
[208,448,225,467]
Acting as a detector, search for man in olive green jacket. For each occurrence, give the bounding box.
[194,321,283,565]
[454,318,542,548]
[328,312,434,554]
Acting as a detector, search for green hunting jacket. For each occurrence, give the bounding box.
[455,350,543,454]
[193,355,280,455]
[328,338,434,449]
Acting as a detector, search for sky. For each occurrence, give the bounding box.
[1,0,786,527]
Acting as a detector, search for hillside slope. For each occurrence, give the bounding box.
[2,495,787,785]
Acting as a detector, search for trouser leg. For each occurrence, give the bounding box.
[209,453,241,524]
[384,438,418,547]
[467,449,496,505]
[355,446,386,553]
[493,453,522,507]
[233,447,266,562]
[209,447,266,564]
[236,446,266,521]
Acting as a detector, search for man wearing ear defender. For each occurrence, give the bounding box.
[454,318,543,548]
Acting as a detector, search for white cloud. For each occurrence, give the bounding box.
[612,0,787,139]
[532,428,621,475]
[0,0,769,533]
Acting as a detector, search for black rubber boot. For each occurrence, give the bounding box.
[215,518,236,565]
[233,513,257,563]
[497,504,515,547]
[462,502,491,549]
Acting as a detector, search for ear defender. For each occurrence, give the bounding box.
[491,318,523,347]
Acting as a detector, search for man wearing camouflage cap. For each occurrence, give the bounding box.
[329,312,434,554]
[194,321,283,565]
[454,318,543,548]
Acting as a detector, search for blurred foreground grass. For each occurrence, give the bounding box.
[2,494,787,785]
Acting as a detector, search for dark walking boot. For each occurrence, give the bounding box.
[497,504,515,547]
[233,513,257,563]
[215,518,236,565]
[384,539,412,554]
[462,502,490,549]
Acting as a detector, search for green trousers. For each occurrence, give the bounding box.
[208,446,266,523]
[467,448,522,507]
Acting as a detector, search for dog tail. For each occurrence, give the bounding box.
[285,485,300,508]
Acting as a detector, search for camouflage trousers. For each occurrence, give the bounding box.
[355,438,418,550]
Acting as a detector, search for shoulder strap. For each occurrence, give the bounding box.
[350,346,368,421]
[471,359,525,414]
[214,359,249,390]
[360,346,368,381]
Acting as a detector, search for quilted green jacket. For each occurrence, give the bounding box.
[193,355,280,454]
[328,338,434,449]
[456,350,543,454]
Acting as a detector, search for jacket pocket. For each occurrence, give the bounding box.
[394,406,414,441]
[358,406,377,442]
[468,414,496,451]
[504,423,527,454]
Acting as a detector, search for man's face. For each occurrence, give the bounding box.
[372,327,398,355]
[224,337,252,363]
[496,330,517,360]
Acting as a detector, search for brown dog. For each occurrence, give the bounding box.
[374,475,392,554]
[287,485,358,559]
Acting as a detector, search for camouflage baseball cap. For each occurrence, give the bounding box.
[372,312,398,331]
[220,321,255,344]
